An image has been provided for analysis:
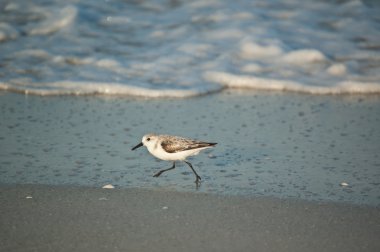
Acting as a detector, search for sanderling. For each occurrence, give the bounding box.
[131,134,217,183]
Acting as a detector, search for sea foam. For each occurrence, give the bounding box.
[0,0,379,97]
[204,71,380,95]
[0,81,223,98]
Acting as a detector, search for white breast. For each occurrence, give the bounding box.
[147,144,209,161]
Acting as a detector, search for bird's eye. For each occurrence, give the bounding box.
[147,137,150,141]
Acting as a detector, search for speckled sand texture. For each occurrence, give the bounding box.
[1,91,379,205]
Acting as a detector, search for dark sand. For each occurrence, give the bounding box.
[1,185,379,252]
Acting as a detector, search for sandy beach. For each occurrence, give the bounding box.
[1,185,379,252]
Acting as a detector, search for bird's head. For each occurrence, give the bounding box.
[131,133,158,150]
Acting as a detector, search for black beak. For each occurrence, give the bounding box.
[131,142,143,151]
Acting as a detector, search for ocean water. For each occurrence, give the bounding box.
[1,0,380,97]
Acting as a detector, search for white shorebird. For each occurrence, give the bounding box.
[131,134,217,183]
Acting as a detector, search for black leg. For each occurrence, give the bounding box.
[153,162,175,177]
[184,161,201,184]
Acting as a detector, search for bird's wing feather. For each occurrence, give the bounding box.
[161,137,216,153]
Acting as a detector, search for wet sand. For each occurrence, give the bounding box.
[1,91,380,205]
[1,185,379,252]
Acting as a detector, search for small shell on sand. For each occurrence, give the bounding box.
[340,182,349,187]
[102,184,115,189]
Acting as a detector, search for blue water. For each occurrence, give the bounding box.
[0,0,379,97]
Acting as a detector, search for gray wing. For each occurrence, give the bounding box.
[161,137,216,153]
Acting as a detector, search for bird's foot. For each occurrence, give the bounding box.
[195,176,201,185]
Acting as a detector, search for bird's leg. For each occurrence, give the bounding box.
[153,162,175,177]
[184,161,201,184]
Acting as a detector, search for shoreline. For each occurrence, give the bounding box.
[1,184,379,252]
[1,181,378,208]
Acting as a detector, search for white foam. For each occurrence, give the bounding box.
[233,12,254,20]
[28,6,77,35]
[327,64,347,76]
[0,23,19,41]
[101,16,131,25]
[200,11,253,23]
[95,59,120,69]
[189,0,221,9]
[203,71,380,95]
[150,30,166,38]
[4,2,19,11]
[0,81,223,98]
[240,64,264,73]
[13,49,51,59]
[0,0,379,98]
[280,49,327,66]
[204,29,244,40]
[239,41,283,60]
[177,44,213,58]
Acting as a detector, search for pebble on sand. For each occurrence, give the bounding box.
[102,184,115,189]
